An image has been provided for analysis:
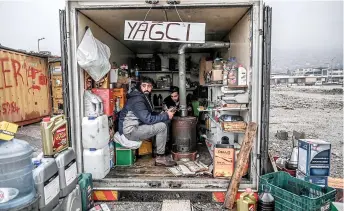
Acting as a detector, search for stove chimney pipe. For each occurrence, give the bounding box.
[178,42,230,117]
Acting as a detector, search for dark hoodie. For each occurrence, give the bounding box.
[118,88,169,135]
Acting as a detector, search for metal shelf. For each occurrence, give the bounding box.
[139,71,191,74]
[203,84,248,88]
[207,115,245,134]
[152,88,196,91]
[198,106,248,112]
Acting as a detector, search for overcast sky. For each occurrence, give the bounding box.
[0,0,342,58]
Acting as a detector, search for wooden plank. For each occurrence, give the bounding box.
[224,122,257,210]
[268,152,278,172]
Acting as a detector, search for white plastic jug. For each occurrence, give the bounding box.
[83,145,110,179]
[82,115,109,149]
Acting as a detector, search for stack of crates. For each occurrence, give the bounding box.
[296,139,331,187]
[115,143,136,166]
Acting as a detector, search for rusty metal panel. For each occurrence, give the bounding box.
[0,48,51,125]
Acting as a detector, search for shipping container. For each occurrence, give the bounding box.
[0,47,51,125]
[60,0,272,195]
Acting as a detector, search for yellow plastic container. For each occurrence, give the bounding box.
[41,115,68,157]
[237,188,257,211]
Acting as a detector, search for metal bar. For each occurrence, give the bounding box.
[93,187,228,192]
[178,42,230,117]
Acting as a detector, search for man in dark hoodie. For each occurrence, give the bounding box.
[118,77,176,167]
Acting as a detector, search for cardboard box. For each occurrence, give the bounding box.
[94,74,110,89]
[52,75,63,87]
[298,139,331,176]
[213,146,235,178]
[211,69,223,82]
[53,87,63,98]
[84,71,94,90]
[0,121,18,141]
[296,170,328,187]
[199,57,213,85]
[138,140,152,156]
[92,89,115,116]
[112,88,127,109]
[53,98,64,114]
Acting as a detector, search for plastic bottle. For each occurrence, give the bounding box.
[223,58,232,85]
[134,64,140,81]
[41,115,68,157]
[115,97,120,112]
[158,94,163,106]
[227,57,238,86]
[258,185,275,211]
[237,65,247,86]
[237,188,257,211]
[153,94,159,106]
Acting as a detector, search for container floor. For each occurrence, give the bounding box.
[107,142,213,178]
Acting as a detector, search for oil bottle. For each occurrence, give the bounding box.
[41,115,68,157]
[258,185,275,211]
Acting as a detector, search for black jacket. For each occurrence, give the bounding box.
[118,89,169,134]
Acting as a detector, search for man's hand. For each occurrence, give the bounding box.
[167,108,176,119]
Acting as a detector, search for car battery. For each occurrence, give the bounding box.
[298,139,331,176]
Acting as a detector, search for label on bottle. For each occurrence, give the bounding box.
[53,124,68,153]
[44,173,60,205]
[65,160,77,186]
[248,204,256,211]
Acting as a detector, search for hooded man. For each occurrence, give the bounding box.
[118,77,177,167]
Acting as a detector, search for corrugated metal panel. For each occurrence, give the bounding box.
[0,48,51,125]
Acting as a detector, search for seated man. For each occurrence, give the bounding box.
[118,77,176,167]
[162,86,192,116]
[162,86,180,115]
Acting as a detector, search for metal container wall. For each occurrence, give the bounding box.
[0,48,51,125]
[171,116,197,153]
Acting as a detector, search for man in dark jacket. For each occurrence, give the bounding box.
[162,86,180,112]
[118,77,176,167]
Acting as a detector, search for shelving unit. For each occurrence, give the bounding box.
[138,71,192,74]
[152,88,196,92]
[201,84,249,159]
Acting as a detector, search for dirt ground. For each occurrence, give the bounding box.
[269,85,343,178]
[13,84,343,210]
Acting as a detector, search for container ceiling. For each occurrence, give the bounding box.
[80,7,250,54]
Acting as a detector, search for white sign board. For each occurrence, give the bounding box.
[124,20,205,43]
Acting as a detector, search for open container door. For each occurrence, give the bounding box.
[59,9,72,147]
[260,5,272,175]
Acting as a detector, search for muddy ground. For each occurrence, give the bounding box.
[269,85,343,178]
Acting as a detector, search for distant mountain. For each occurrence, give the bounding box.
[271,48,343,73]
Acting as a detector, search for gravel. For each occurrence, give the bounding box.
[269,85,343,178]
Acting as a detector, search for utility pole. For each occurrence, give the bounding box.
[38,37,45,52]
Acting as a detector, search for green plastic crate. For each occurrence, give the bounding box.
[116,148,136,166]
[259,171,336,211]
